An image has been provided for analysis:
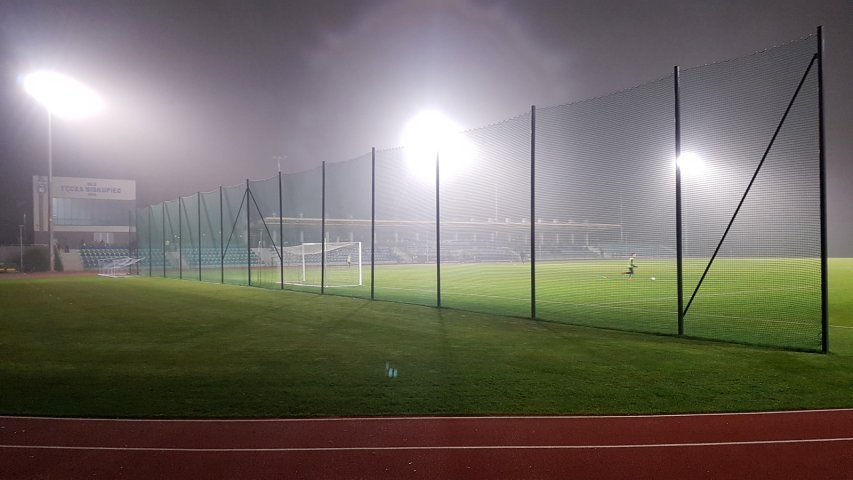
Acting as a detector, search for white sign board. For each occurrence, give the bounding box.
[47,176,136,200]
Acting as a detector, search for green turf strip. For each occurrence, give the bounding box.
[0,259,850,418]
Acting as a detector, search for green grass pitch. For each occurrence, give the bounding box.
[0,259,850,418]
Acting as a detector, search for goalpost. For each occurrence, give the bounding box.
[98,256,144,277]
[280,241,362,287]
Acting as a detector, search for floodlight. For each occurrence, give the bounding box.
[676,151,708,178]
[401,110,475,184]
[22,70,104,119]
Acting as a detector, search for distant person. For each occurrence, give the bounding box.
[347,255,352,268]
[625,252,637,280]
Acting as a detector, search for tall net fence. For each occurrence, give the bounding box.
[374,147,437,307]
[248,175,282,290]
[199,188,222,283]
[180,193,200,281]
[536,76,677,334]
[134,33,826,351]
[136,207,151,276]
[440,113,532,318]
[281,166,323,293]
[680,36,822,349]
[163,199,180,279]
[324,154,372,298]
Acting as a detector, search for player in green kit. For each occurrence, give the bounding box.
[625,253,637,280]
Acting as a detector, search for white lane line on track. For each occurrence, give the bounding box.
[2,437,852,452]
[3,408,853,422]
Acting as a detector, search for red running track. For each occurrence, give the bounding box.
[2,409,853,479]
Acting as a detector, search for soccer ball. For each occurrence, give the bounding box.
[650,277,656,281]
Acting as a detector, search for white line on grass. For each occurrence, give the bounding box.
[2,437,852,452]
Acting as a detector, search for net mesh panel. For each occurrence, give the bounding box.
[180,193,200,281]
[281,166,322,292]
[222,183,249,286]
[199,189,222,283]
[163,199,180,278]
[150,202,165,276]
[440,113,531,317]
[374,147,436,307]
[536,76,677,334]
[324,154,371,298]
[137,207,151,276]
[680,36,821,350]
[248,175,282,290]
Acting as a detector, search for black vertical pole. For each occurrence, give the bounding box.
[530,105,536,320]
[162,203,166,277]
[817,26,828,353]
[148,207,152,276]
[132,210,137,275]
[436,152,441,308]
[674,65,685,336]
[197,192,201,281]
[321,161,326,294]
[246,179,251,286]
[219,186,224,284]
[371,147,376,300]
[279,171,284,290]
[178,197,182,279]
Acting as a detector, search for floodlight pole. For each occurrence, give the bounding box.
[530,105,536,320]
[47,111,54,272]
[321,162,326,294]
[817,25,828,353]
[435,151,441,308]
[674,66,684,336]
[370,147,376,300]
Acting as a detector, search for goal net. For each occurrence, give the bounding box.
[98,256,144,277]
[280,242,362,288]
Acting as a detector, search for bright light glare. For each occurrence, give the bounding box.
[676,151,708,178]
[22,71,104,119]
[401,110,475,184]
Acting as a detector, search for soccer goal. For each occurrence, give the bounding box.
[98,256,144,277]
[280,242,362,288]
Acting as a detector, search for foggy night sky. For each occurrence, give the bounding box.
[0,0,850,255]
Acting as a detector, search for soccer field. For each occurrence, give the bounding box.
[178,257,823,350]
[0,259,850,418]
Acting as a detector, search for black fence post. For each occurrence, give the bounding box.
[530,105,536,320]
[132,210,137,275]
[162,203,166,277]
[436,152,441,308]
[178,197,182,280]
[674,66,684,336]
[279,171,284,290]
[321,161,326,294]
[246,179,251,286]
[147,207,152,276]
[197,192,201,281]
[220,186,224,284]
[817,25,828,353]
[371,147,376,300]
